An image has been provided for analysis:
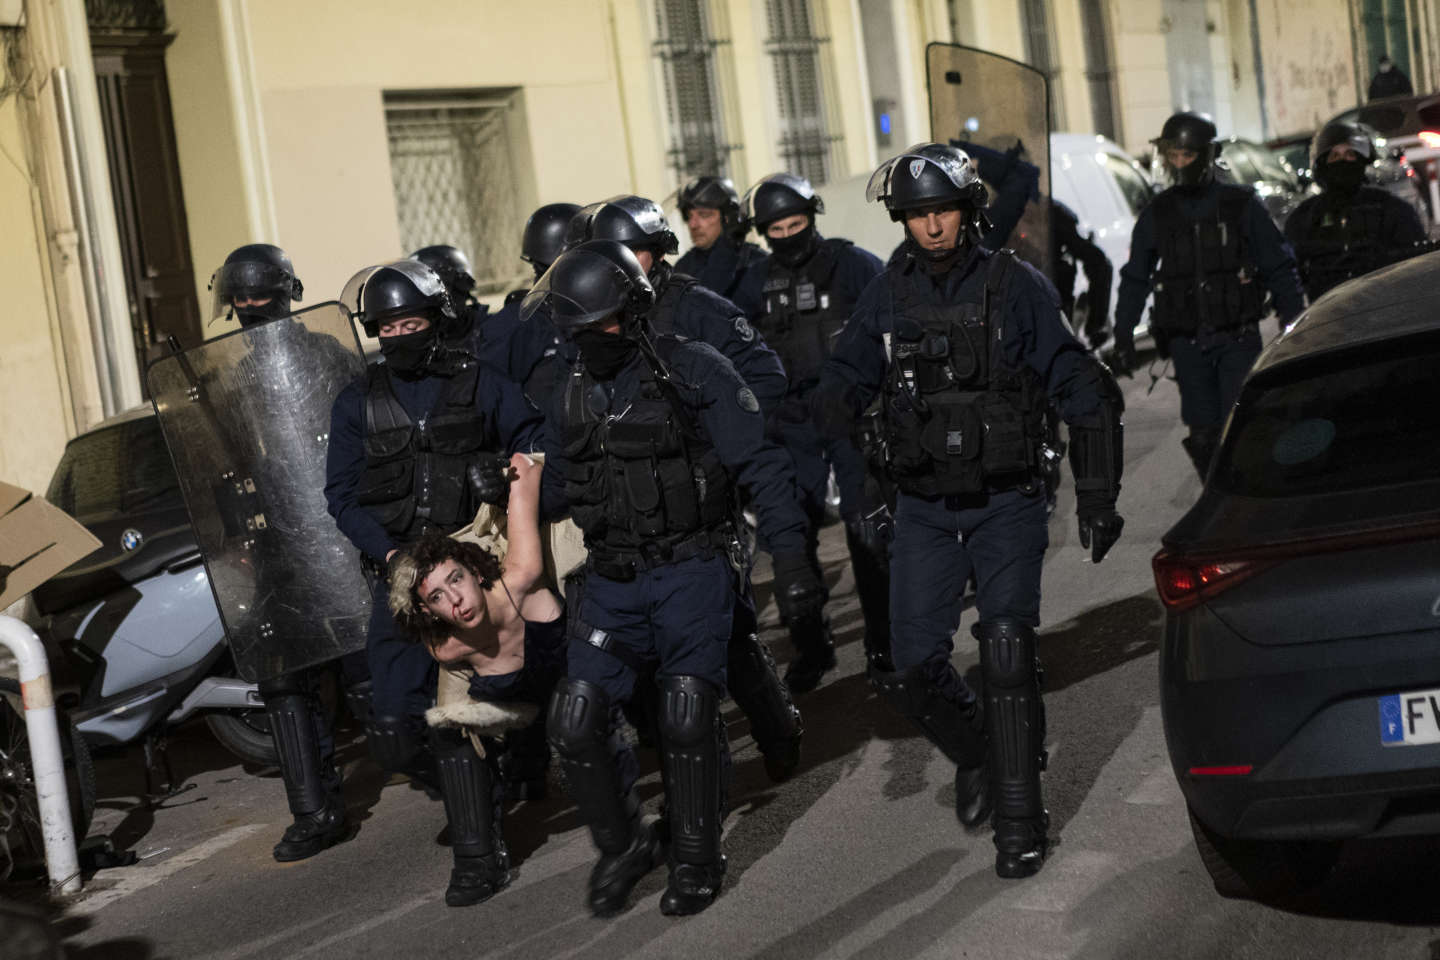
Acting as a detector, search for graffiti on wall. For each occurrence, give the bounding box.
[1256,0,1357,135]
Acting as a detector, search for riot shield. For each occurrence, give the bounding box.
[927,43,1052,279]
[147,302,371,682]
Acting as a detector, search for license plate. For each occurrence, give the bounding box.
[1379,690,1440,746]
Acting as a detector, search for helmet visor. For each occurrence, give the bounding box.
[866,144,978,204]
[209,261,298,324]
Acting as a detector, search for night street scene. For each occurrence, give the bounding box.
[4,1,1440,958]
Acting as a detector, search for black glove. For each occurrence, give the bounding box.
[1109,340,1137,379]
[1076,498,1124,564]
[467,456,512,506]
[771,552,826,623]
[845,505,893,555]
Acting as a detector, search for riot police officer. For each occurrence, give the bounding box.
[325,260,544,905]
[525,239,816,916]
[673,175,766,315]
[1284,121,1426,301]
[817,143,1125,879]
[739,172,889,686]
[1112,112,1305,479]
[563,196,806,773]
[209,243,370,863]
[411,245,487,342]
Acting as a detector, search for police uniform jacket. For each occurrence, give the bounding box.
[1283,185,1427,301]
[1115,181,1305,347]
[325,341,544,564]
[821,244,1108,481]
[674,234,768,317]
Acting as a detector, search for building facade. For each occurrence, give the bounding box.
[0,0,1435,499]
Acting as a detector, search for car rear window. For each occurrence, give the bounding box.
[1356,104,1411,135]
[46,415,181,521]
[1213,335,1440,498]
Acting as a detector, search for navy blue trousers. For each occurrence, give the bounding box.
[366,581,437,720]
[1168,327,1262,433]
[889,489,1048,704]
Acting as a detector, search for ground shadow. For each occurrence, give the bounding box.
[1039,591,1164,694]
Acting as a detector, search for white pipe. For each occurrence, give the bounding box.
[0,616,81,895]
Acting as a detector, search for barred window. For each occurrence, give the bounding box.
[384,91,530,295]
[764,0,840,185]
[653,0,735,182]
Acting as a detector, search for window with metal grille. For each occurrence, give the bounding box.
[764,0,839,185]
[653,0,735,182]
[384,91,530,295]
[1077,0,1121,143]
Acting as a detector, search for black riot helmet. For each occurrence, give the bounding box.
[520,239,655,340]
[866,143,989,223]
[1152,111,1219,188]
[678,176,742,227]
[519,202,582,277]
[564,195,679,259]
[342,259,456,338]
[740,172,824,230]
[209,243,304,328]
[1310,121,1377,191]
[410,245,477,309]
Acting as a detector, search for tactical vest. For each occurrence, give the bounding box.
[1151,186,1265,335]
[1296,193,1389,299]
[356,360,496,537]
[557,341,731,558]
[647,269,702,339]
[755,239,851,389]
[880,253,1046,498]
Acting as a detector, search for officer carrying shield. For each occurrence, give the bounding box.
[325,260,544,905]
[206,244,371,863]
[524,239,815,916]
[1284,121,1427,302]
[1112,112,1305,479]
[673,175,766,315]
[816,143,1125,879]
[738,172,890,684]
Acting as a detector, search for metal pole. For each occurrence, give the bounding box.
[0,615,81,895]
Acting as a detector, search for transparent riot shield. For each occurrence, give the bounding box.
[146,302,371,682]
[927,42,1052,279]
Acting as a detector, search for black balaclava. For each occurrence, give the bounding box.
[573,329,638,380]
[379,327,439,377]
[1324,159,1368,195]
[765,220,819,268]
[235,298,290,329]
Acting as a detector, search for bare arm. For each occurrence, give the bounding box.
[501,453,545,599]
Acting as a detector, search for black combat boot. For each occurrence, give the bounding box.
[975,619,1049,878]
[843,523,894,672]
[434,729,511,907]
[656,677,729,916]
[727,632,804,782]
[869,661,990,828]
[783,613,837,694]
[264,688,353,862]
[549,678,665,917]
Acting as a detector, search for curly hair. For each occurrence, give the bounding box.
[388,532,503,648]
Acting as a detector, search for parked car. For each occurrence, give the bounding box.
[1215,137,1305,227]
[1324,94,1440,225]
[1154,250,1440,900]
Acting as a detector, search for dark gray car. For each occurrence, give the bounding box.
[1155,250,1440,901]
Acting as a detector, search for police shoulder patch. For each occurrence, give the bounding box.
[736,387,760,413]
[733,315,755,342]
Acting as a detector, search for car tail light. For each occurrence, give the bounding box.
[1418,130,1440,149]
[1152,553,1267,610]
[1188,765,1253,776]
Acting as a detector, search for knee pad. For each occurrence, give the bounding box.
[974,619,1037,690]
[869,661,984,769]
[656,676,721,748]
[265,691,329,815]
[547,678,612,760]
[368,713,427,774]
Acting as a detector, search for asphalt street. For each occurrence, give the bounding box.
[11,357,1440,959]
